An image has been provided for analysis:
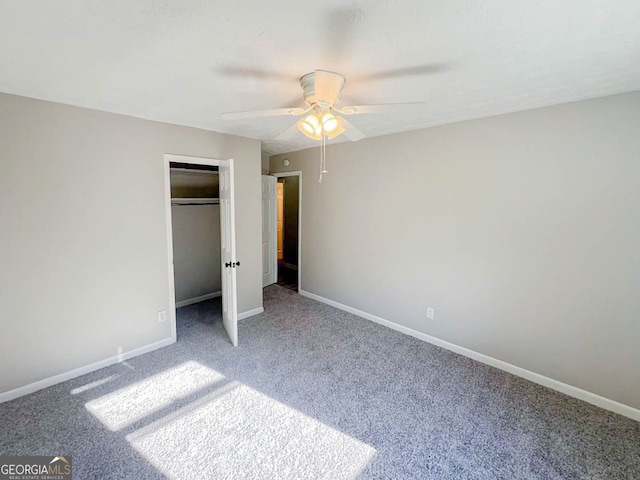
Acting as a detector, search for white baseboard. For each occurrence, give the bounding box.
[175,291,221,308]
[0,337,175,404]
[0,303,265,404]
[176,294,263,321]
[238,306,264,320]
[299,289,640,422]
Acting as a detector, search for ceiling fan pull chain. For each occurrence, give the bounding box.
[318,137,324,183]
[318,134,328,184]
[322,135,328,174]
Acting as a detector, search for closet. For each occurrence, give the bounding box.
[169,163,222,309]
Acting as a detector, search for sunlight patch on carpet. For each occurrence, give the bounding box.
[125,381,376,479]
[70,375,119,395]
[85,361,224,431]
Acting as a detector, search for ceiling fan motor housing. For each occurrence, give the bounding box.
[300,70,346,109]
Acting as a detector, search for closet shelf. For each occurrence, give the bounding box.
[171,198,219,205]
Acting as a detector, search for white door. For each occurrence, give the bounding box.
[262,175,277,287]
[219,160,239,346]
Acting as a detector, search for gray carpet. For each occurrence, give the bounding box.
[1,285,638,479]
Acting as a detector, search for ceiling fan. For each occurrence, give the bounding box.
[220,70,424,143]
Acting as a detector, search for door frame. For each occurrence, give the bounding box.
[163,153,235,342]
[272,171,302,291]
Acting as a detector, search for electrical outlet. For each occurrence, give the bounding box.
[158,310,167,323]
[426,307,435,320]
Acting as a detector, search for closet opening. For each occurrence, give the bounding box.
[170,162,222,332]
[164,155,239,346]
[170,163,222,330]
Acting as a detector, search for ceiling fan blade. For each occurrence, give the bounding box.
[221,107,308,120]
[354,64,449,82]
[216,66,295,82]
[275,121,301,141]
[340,117,366,142]
[335,102,424,115]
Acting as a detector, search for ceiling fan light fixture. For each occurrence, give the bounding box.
[326,126,345,139]
[321,112,339,134]
[325,115,345,139]
[297,109,350,141]
[298,114,323,140]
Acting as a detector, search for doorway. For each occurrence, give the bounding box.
[164,154,239,346]
[274,172,301,292]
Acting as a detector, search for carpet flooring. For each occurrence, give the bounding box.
[0,285,638,479]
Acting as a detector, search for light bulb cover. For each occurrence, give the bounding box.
[297,112,347,141]
[298,114,323,140]
[325,116,345,139]
[306,114,320,127]
[321,112,338,134]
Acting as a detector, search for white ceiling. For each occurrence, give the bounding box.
[1,1,639,155]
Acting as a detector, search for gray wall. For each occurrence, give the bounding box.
[271,91,640,410]
[171,205,221,303]
[0,92,262,395]
[261,152,270,175]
